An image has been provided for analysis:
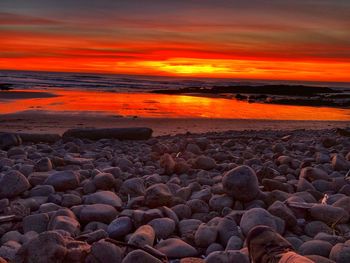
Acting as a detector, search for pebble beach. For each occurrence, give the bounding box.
[0,127,350,263]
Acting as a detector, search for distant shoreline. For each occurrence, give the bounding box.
[152,84,350,108]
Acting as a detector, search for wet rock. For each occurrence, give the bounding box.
[222,165,261,202]
[44,171,80,191]
[155,238,198,258]
[0,170,30,198]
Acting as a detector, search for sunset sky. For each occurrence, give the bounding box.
[0,0,350,81]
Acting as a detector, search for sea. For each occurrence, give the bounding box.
[1,70,350,92]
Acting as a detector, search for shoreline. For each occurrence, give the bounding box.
[0,111,349,136]
[0,126,349,262]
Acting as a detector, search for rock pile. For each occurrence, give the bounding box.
[0,128,349,262]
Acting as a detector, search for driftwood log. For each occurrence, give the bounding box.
[62,127,153,140]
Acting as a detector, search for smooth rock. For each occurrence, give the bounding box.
[148,218,176,239]
[85,239,122,263]
[128,225,155,247]
[144,183,172,208]
[240,208,284,236]
[44,171,80,191]
[121,249,163,263]
[0,170,30,198]
[155,238,198,258]
[204,250,249,263]
[79,204,117,223]
[107,216,133,239]
[83,191,122,209]
[222,165,260,202]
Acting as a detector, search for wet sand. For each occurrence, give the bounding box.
[0,111,349,136]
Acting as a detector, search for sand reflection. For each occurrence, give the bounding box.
[0,89,349,120]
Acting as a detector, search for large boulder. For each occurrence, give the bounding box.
[63,127,153,140]
[44,171,80,191]
[0,170,30,198]
[222,165,261,202]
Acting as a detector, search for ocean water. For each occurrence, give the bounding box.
[1,70,350,92]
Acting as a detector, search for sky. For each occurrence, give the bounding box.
[0,0,350,81]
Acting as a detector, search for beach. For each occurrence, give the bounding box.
[1,72,350,263]
[1,126,350,263]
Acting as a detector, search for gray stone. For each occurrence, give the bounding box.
[85,239,122,263]
[79,204,117,223]
[0,170,30,198]
[83,191,122,209]
[205,250,249,263]
[128,225,155,247]
[222,165,260,202]
[44,171,80,191]
[23,213,50,234]
[107,217,133,239]
[148,218,176,239]
[144,183,172,208]
[299,240,332,257]
[330,243,350,263]
[121,249,163,263]
[240,208,285,236]
[155,238,198,259]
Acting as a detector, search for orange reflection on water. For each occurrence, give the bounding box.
[0,89,349,120]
